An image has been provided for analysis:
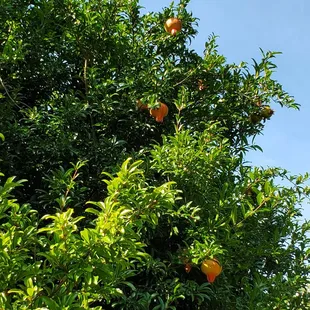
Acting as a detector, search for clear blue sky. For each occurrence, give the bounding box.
[140,0,310,220]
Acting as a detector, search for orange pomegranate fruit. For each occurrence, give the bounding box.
[150,102,168,122]
[164,17,182,35]
[201,258,222,283]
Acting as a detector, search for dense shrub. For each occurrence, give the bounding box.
[0,0,309,309]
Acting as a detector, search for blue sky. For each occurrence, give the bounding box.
[140,0,310,220]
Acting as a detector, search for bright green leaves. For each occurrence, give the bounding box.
[1,157,207,308]
[99,158,191,240]
[39,208,84,244]
[253,49,299,110]
[38,160,88,212]
[8,277,43,306]
[0,178,39,309]
[102,158,144,194]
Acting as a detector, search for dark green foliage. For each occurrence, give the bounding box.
[0,0,309,309]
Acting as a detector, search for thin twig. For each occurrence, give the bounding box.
[0,76,22,109]
[83,56,98,146]
[236,199,279,228]
[83,58,88,94]
[173,68,196,87]
[0,76,31,109]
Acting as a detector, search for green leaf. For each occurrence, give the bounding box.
[40,296,60,309]
[256,192,264,205]
[8,289,26,296]
[120,281,136,291]
[81,229,91,244]
[85,207,100,215]
[26,287,35,297]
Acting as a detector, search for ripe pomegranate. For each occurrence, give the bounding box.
[164,17,182,35]
[150,102,168,122]
[201,258,222,283]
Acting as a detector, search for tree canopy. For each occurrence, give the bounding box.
[0,0,309,309]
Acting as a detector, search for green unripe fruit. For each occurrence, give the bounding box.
[260,106,274,119]
[250,114,263,124]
